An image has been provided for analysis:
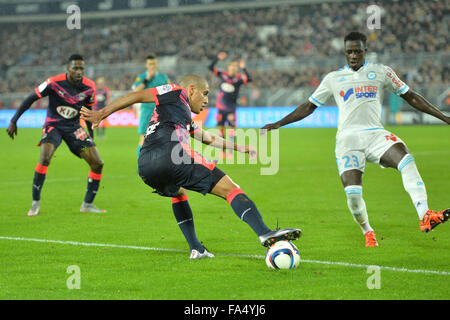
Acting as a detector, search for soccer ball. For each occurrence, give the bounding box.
[265,240,300,270]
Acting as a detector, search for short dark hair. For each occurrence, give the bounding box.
[344,32,367,47]
[68,54,84,63]
[146,53,157,60]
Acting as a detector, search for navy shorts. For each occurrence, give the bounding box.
[39,124,96,157]
[216,110,236,127]
[138,143,225,197]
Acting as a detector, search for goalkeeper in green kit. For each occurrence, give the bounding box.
[132,53,170,159]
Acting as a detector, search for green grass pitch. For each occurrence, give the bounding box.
[1,126,449,300]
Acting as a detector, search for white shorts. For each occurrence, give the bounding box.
[334,128,405,176]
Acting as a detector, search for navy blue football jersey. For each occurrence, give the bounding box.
[34,73,97,128]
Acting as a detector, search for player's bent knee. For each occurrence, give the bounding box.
[340,169,363,186]
[90,160,104,173]
[39,154,52,166]
[211,175,240,200]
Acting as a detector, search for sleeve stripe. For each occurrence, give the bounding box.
[394,84,409,95]
[309,96,324,107]
[242,74,248,85]
[34,87,43,99]
[149,87,160,105]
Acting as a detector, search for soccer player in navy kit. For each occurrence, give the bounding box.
[94,76,110,138]
[81,74,301,259]
[6,54,106,216]
[133,54,170,160]
[209,52,252,158]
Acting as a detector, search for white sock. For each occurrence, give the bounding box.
[397,154,429,219]
[345,185,373,234]
[414,200,429,220]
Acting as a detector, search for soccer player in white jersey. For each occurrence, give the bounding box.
[262,32,449,247]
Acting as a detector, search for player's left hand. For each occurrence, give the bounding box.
[80,107,102,129]
[239,59,246,69]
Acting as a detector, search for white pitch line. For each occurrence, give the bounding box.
[1,236,449,276]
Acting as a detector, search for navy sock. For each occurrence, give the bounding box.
[172,196,204,252]
[32,163,48,201]
[227,188,271,236]
[84,171,102,203]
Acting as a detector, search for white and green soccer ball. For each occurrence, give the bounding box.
[265,240,301,270]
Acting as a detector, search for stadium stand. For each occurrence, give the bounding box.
[0,0,448,110]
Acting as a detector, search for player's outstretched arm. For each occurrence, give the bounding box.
[261,101,317,131]
[193,127,257,159]
[6,93,40,139]
[239,59,252,83]
[208,52,227,73]
[401,90,450,124]
[81,90,154,128]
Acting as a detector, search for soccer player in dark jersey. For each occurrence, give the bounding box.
[81,74,301,259]
[6,54,106,216]
[94,76,110,138]
[209,52,252,158]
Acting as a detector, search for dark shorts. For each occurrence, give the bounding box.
[216,110,236,127]
[138,143,226,197]
[38,124,96,158]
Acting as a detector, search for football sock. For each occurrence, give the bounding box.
[227,188,271,236]
[32,163,48,201]
[172,195,204,252]
[84,171,102,204]
[345,185,373,234]
[397,154,428,219]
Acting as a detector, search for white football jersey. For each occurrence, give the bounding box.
[309,62,409,134]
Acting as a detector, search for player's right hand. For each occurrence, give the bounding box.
[260,123,280,135]
[6,122,17,139]
[217,52,227,60]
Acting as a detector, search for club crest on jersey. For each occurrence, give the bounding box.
[366,71,377,80]
[56,105,79,119]
[340,86,378,102]
[220,82,235,93]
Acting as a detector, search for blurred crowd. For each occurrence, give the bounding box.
[0,0,448,103]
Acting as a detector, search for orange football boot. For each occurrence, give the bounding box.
[420,209,449,233]
[364,231,379,247]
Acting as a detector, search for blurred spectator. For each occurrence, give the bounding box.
[0,0,448,96]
